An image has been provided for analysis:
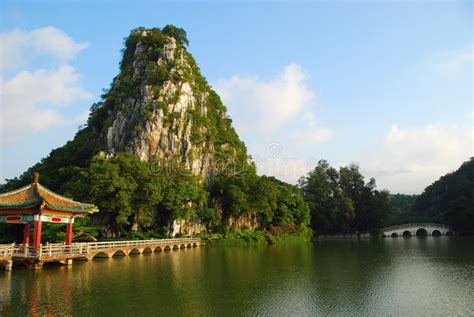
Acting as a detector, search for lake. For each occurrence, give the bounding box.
[1,237,473,316]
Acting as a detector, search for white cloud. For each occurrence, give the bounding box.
[0,27,91,145]
[0,26,89,72]
[0,66,91,144]
[362,124,473,194]
[214,64,332,181]
[436,49,473,72]
[288,112,332,145]
[253,156,320,184]
[215,64,317,133]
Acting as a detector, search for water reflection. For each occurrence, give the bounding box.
[0,238,473,316]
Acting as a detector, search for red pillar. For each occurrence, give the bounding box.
[33,220,42,248]
[65,223,73,245]
[23,223,30,246]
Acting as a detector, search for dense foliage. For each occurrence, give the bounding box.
[209,173,310,230]
[63,154,309,239]
[297,158,474,235]
[387,194,417,225]
[298,160,393,234]
[62,154,208,238]
[1,25,472,242]
[411,158,474,233]
[0,25,279,242]
[0,152,310,243]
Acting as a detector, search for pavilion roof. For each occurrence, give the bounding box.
[0,173,98,214]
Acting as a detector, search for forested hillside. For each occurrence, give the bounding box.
[411,158,473,233]
[0,26,309,242]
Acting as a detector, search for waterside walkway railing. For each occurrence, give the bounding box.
[0,238,204,270]
[382,223,449,232]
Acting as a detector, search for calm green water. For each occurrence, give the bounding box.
[1,237,473,316]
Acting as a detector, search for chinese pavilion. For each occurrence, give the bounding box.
[0,172,98,248]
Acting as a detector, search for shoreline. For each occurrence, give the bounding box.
[314,233,372,240]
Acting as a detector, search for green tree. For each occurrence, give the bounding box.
[162,25,189,46]
[64,153,163,233]
[299,160,393,234]
[412,158,474,232]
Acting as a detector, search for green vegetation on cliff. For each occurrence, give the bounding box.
[0,25,309,242]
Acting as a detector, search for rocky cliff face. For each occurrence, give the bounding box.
[1,26,310,240]
[101,27,249,180]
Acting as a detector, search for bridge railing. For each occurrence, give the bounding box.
[0,244,15,258]
[382,223,449,231]
[9,238,202,258]
[85,238,200,251]
[12,244,93,258]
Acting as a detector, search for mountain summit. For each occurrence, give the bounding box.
[2,26,310,239]
[92,26,250,179]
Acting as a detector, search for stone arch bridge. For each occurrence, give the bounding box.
[382,223,453,237]
[0,238,203,270]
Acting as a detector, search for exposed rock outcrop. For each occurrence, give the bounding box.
[103,29,248,181]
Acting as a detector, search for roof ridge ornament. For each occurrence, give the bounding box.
[33,172,40,184]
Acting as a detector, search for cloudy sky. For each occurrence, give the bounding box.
[0,1,472,194]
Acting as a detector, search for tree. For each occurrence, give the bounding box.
[298,160,343,233]
[162,25,189,46]
[299,160,393,234]
[412,158,474,232]
[64,153,163,233]
[209,173,310,230]
[388,194,417,225]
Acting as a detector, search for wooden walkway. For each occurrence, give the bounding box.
[0,238,204,270]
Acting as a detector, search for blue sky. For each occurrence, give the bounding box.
[1,1,472,193]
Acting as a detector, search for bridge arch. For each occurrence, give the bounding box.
[2,238,203,270]
[129,248,142,255]
[93,251,111,259]
[432,230,441,236]
[113,250,127,257]
[382,223,451,239]
[416,228,428,237]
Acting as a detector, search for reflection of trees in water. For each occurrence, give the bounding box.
[0,272,12,315]
[0,265,74,316]
[2,240,473,315]
[309,240,393,315]
[201,243,316,316]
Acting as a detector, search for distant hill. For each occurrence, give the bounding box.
[412,158,474,233]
